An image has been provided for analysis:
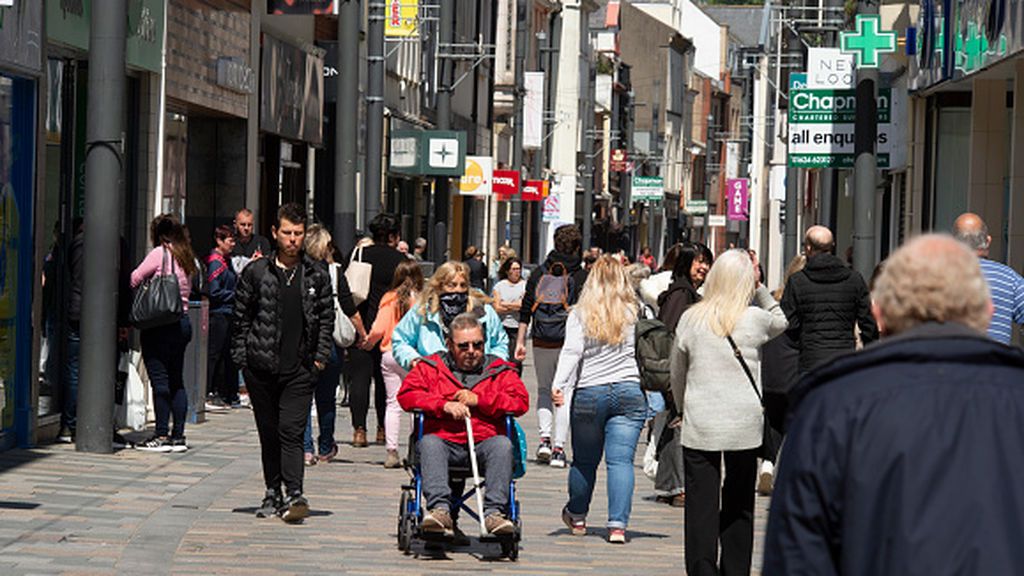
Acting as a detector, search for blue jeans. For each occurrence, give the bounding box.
[60,324,81,432]
[140,315,192,439]
[304,346,341,455]
[566,382,647,529]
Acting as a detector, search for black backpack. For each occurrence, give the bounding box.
[530,261,573,342]
[635,306,675,392]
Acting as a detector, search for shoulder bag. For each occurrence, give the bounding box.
[726,334,782,463]
[329,263,358,347]
[129,248,184,330]
[345,245,372,306]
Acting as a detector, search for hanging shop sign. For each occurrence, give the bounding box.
[46,0,165,73]
[493,170,520,199]
[807,48,854,89]
[386,0,418,37]
[632,175,664,202]
[521,179,549,202]
[268,0,336,14]
[840,15,897,68]
[387,130,466,176]
[542,194,561,222]
[685,199,709,215]
[726,179,749,221]
[708,215,727,227]
[459,156,494,196]
[260,35,324,145]
[787,87,906,168]
[0,1,42,74]
[523,72,544,150]
[610,149,630,172]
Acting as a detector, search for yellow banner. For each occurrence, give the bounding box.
[385,0,418,37]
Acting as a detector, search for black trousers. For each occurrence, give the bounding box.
[683,447,758,576]
[207,313,238,403]
[246,367,315,495]
[347,346,386,431]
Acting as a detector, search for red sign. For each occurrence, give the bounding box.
[493,170,520,200]
[521,179,549,202]
[610,149,629,172]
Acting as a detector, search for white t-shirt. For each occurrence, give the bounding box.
[492,279,527,329]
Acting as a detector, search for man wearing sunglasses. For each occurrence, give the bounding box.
[398,313,530,536]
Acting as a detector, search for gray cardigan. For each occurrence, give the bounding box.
[670,286,788,451]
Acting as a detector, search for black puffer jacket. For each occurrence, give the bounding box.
[231,254,335,373]
[780,253,878,375]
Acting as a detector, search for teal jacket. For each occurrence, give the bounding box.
[392,303,509,371]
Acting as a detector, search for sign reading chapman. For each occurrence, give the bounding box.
[260,35,324,145]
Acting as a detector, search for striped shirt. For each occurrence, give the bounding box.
[978,258,1024,344]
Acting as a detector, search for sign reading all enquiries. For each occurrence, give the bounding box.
[787,88,898,168]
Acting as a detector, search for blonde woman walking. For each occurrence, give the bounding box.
[551,256,646,544]
[671,249,787,576]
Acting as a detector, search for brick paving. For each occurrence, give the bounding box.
[0,359,768,575]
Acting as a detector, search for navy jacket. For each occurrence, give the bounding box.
[207,250,237,316]
[764,323,1024,576]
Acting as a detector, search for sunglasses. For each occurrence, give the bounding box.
[455,340,485,351]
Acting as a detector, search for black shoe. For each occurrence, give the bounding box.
[112,432,132,450]
[280,493,309,524]
[256,489,283,518]
[136,436,173,453]
[57,427,74,444]
[169,437,188,453]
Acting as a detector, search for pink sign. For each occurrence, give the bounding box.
[726,178,749,221]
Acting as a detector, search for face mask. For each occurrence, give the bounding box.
[439,292,469,327]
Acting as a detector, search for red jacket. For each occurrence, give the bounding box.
[398,354,529,444]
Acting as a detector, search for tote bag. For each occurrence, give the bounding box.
[329,263,357,347]
[129,248,183,330]
[346,246,372,306]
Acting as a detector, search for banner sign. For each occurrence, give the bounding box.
[610,149,629,172]
[493,169,520,199]
[726,179,749,221]
[632,175,664,201]
[542,194,561,222]
[685,199,708,214]
[523,72,544,149]
[787,88,897,168]
[522,179,548,202]
[385,0,418,37]
[459,156,493,196]
[807,48,855,89]
[260,35,324,144]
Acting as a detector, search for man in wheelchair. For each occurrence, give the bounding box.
[398,313,529,536]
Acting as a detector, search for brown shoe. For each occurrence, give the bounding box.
[485,513,515,535]
[352,427,368,447]
[384,449,401,469]
[421,508,453,533]
[656,494,685,508]
[376,428,386,444]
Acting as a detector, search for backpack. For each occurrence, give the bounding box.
[531,261,572,342]
[635,305,675,392]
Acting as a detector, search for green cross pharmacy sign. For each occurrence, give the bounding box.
[840,15,897,68]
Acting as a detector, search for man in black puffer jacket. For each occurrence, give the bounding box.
[780,225,877,376]
[231,203,334,524]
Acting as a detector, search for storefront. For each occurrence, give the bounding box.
[0,1,43,449]
[35,0,164,445]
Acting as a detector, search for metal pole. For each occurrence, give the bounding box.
[783,23,801,262]
[510,0,529,257]
[366,1,385,223]
[433,0,454,265]
[582,54,594,249]
[79,0,126,453]
[853,2,878,281]
[336,2,360,254]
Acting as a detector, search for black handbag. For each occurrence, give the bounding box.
[129,248,184,330]
[727,334,783,463]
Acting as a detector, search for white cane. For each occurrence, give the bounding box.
[465,416,488,537]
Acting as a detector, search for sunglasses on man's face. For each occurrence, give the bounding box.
[455,340,485,351]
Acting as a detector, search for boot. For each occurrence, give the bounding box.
[352,427,368,448]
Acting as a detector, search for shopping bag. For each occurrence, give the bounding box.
[125,352,148,431]
[345,246,372,306]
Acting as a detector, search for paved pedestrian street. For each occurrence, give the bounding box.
[0,361,768,575]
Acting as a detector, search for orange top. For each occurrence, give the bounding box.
[368,290,416,352]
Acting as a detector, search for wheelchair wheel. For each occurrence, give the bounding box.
[397,490,413,553]
[501,539,519,561]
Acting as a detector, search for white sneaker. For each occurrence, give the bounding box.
[536,438,552,463]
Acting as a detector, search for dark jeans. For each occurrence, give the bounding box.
[247,366,316,495]
[503,326,522,373]
[60,324,81,432]
[140,316,192,439]
[347,346,386,431]
[683,447,758,576]
[304,346,341,455]
[207,313,239,404]
[418,433,514,517]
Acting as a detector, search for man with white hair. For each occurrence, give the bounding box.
[764,234,1024,575]
[952,212,1024,344]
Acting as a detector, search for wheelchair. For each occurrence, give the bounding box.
[397,411,523,560]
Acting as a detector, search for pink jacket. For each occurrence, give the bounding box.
[130,246,191,311]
